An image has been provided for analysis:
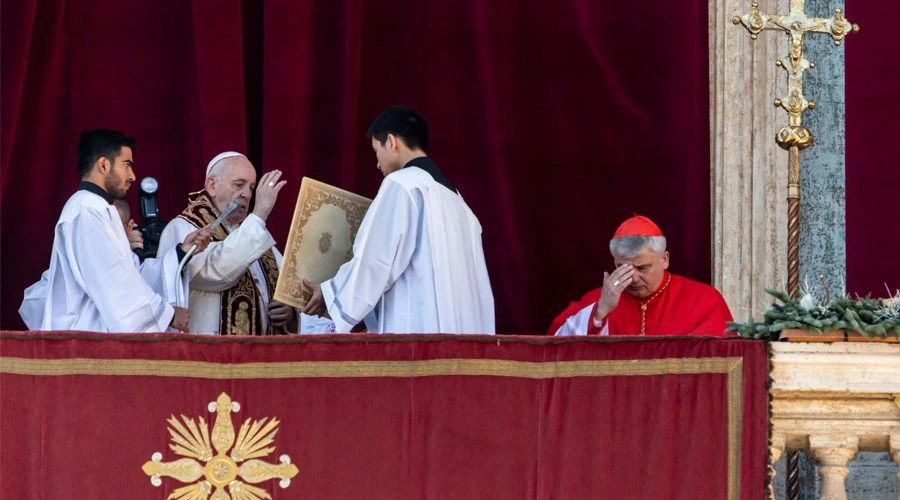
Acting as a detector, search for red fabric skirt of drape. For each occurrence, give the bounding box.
[0,332,768,499]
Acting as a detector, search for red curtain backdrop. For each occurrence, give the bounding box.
[845,4,900,297]
[0,333,769,499]
[3,1,895,333]
[0,0,711,333]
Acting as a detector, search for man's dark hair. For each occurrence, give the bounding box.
[367,106,428,152]
[76,129,136,177]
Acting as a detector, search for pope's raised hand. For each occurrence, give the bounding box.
[252,170,287,221]
[594,264,634,324]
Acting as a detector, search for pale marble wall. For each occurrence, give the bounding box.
[709,0,850,320]
[709,0,788,323]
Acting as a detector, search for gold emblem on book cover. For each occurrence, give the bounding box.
[142,393,299,500]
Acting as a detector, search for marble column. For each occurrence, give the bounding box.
[711,0,851,316]
[890,435,900,500]
[810,435,859,500]
[799,0,847,296]
[709,0,787,321]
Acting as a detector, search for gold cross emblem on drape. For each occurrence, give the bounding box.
[142,393,299,500]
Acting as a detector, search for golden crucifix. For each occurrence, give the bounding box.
[733,1,858,298]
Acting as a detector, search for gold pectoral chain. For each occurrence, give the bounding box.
[639,273,672,335]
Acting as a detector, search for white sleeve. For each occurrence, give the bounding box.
[158,215,276,293]
[298,313,337,334]
[19,270,50,330]
[554,303,609,337]
[321,180,418,333]
[138,247,189,308]
[70,208,173,332]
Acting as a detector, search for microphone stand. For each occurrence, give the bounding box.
[174,199,242,307]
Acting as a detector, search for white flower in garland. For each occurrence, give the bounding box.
[876,286,900,321]
[798,276,824,312]
[799,293,816,311]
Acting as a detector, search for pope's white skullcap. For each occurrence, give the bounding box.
[206,151,247,177]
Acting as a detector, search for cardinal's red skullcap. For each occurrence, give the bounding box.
[612,215,663,238]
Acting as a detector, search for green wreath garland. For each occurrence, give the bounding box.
[727,289,900,340]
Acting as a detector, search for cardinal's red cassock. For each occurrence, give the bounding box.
[548,271,733,337]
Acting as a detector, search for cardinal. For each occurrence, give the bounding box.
[548,215,733,337]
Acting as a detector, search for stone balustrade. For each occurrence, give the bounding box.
[769,342,900,500]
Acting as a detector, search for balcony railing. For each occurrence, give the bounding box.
[769,341,900,500]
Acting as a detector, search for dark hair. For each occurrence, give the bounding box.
[76,129,136,177]
[367,106,428,152]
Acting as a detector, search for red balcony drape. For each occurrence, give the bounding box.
[1,332,768,499]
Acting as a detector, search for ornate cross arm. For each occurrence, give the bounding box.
[732,2,858,129]
[732,2,858,44]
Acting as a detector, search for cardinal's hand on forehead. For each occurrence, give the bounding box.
[594,264,634,324]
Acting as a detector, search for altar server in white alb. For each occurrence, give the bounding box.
[20,129,212,332]
[303,106,495,334]
[19,199,150,329]
[158,152,334,335]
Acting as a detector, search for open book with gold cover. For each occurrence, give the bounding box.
[274,177,372,309]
